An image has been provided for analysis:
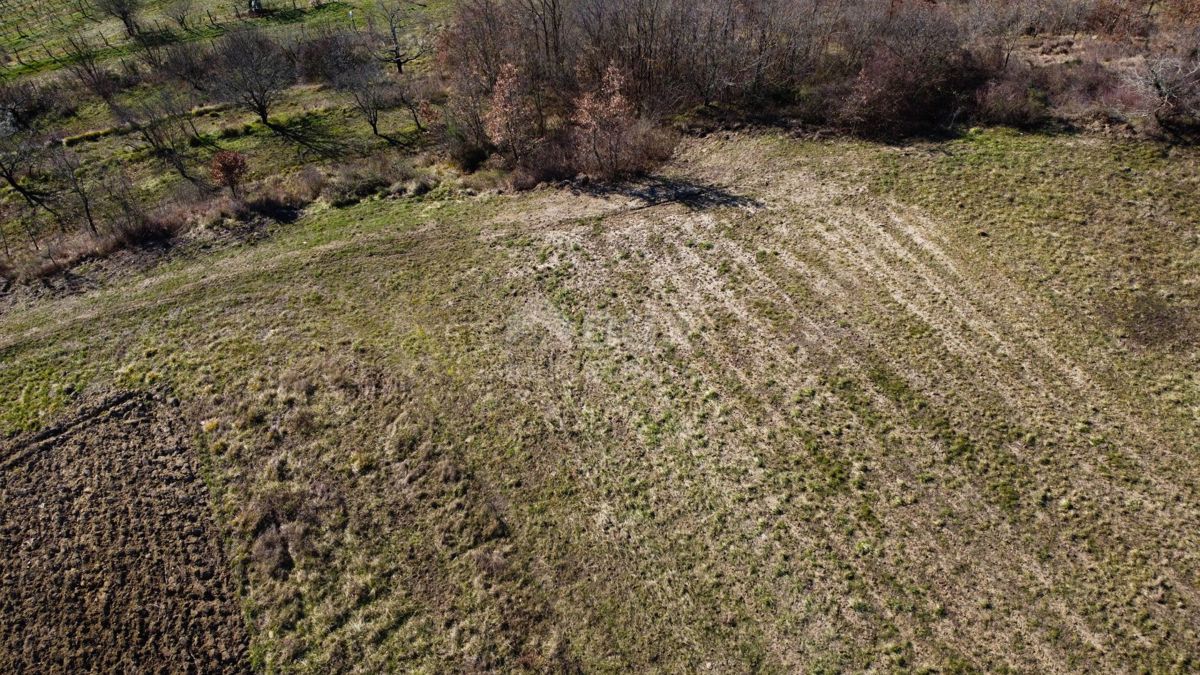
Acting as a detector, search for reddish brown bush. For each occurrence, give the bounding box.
[976,67,1049,128]
[211,150,249,198]
[484,63,539,164]
[1036,60,1125,117]
[837,4,990,137]
[571,65,638,178]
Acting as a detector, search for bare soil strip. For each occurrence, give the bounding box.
[0,392,249,673]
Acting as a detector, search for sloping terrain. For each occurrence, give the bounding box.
[0,129,1197,671]
[0,391,248,673]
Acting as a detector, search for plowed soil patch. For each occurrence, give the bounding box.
[1,392,248,673]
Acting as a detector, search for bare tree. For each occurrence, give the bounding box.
[62,35,117,104]
[0,116,66,235]
[1139,30,1200,125]
[967,0,1032,71]
[369,0,432,75]
[103,168,150,237]
[514,0,567,85]
[213,29,295,125]
[345,69,405,140]
[50,146,99,235]
[114,89,201,182]
[161,40,212,92]
[322,32,417,140]
[165,0,194,30]
[133,31,168,71]
[93,0,143,38]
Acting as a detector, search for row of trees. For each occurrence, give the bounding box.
[439,0,1200,179]
[0,111,165,264]
[3,0,1200,278]
[0,1,433,274]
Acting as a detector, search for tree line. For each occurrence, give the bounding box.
[1,0,1198,280]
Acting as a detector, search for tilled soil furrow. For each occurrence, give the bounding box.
[0,392,249,674]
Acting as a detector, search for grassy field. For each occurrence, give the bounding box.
[0,0,447,252]
[2,128,1198,671]
[0,1,364,78]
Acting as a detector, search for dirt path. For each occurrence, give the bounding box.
[0,392,249,673]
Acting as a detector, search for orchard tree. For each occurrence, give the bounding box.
[369,0,432,75]
[165,0,194,30]
[93,0,143,38]
[0,114,66,233]
[213,29,295,125]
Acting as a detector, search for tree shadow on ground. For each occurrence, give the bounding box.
[570,176,762,211]
[268,114,354,160]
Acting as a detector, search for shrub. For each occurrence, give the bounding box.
[323,156,415,206]
[976,67,1049,128]
[0,80,75,130]
[444,115,491,172]
[509,130,575,189]
[484,63,539,165]
[571,65,638,178]
[1082,0,1151,38]
[211,150,249,198]
[837,5,989,137]
[1036,60,1128,118]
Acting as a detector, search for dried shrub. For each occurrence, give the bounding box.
[293,166,327,202]
[976,66,1049,128]
[837,5,989,137]
[484,63,539,165]
[211,150,249,198]
[323,156,417,207]
[1037,59,1128,118]
[21,208,182,280]
[1081,0,1151,39]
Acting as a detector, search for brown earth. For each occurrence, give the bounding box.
[0,391,249,673]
